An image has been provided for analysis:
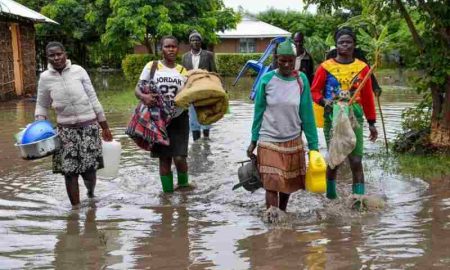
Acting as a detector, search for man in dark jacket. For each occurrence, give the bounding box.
[293,32,314,84]
[182,31,217,141]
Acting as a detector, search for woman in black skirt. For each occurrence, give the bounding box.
[135,36,190,192]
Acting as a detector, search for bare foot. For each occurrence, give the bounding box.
[263,206,287,224]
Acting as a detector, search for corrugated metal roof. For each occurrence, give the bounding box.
[217,16,290,38]
[0,0,57,24]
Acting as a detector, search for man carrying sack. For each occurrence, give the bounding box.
[182,31,217,141]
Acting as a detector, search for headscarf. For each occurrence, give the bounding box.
[276,38,297,56]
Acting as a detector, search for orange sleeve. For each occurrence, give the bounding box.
[310,65,327,105]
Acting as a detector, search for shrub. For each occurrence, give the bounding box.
[393,95,433,153]
[122,54,157,83]
[400,96,432,132]
[215,53,273,77]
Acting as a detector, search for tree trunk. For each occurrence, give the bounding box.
[154,38,158,57]
[394,0,424,53]
[144,30,153,54]
[430,75,450,148]
[395,0,450,149]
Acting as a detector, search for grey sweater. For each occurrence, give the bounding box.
[251,70,318,150]
[35,60,106,125]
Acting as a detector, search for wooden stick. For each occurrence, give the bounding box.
[348,63,378,105]
[377,95,389,154]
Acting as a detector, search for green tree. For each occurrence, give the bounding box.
[338,1,396,66]
[257,9,344,62]
[19,0,122,67]
[18,0,107,66]
[84,0,116,66]
[38,0,94,65]
[306,0,450,150]
[102,0,240,55]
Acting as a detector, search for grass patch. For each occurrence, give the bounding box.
[98,90,137,112]
[396,153,450,180]
[366,151,450,181]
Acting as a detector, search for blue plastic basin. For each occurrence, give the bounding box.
[21,120,56,144]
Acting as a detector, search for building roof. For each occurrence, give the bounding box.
[217,16,290,39]
[0,0,57,24]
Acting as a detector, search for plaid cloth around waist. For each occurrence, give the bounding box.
[125,81,175,151]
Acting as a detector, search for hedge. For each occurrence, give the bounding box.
[122,54,158,83]
[215,53,272,76]
[122,53,273,81]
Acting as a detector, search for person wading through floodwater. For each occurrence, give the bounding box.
[182,31,217,141]
[35,42,113,208]
[311,28,378,201]
[247,38,319,214]
[135,36,190,193]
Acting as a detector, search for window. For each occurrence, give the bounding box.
[239,38,256,53]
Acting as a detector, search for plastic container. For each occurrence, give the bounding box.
[21,120,56,144]
[305,150,327,193]
[15,134,61,160]
[313,103,324,128]
[97,140,122,179]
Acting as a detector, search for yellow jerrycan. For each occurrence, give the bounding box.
[305,150,326,193]
[313,103,324,128]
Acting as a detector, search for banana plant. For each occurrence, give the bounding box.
[341,14,397,67]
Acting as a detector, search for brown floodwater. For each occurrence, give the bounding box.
[0,71,449,269]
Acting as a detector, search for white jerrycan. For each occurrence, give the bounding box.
[97,140,122,179]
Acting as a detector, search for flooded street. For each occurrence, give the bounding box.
[0,72,449,269]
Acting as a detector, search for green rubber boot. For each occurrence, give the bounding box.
[352,183,365,210]
[177,172,189,187]
[352,183,365,195]
[326,179,338,199]
[160,173,174,193]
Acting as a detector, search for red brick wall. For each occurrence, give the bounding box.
[214,39,239,53]
[213,38,273,53]
[134,43,191,55]
[178,42,190,54]
[255,38,272,53]
[134,44,148,54]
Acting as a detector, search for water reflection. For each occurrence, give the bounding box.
[413,176,450,269]
[188,140,214,176]
[54,207,106,269]
[237,229,329,270]
[133,205,191,269]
